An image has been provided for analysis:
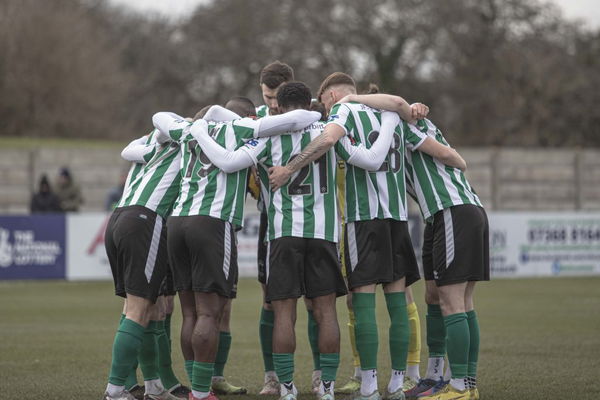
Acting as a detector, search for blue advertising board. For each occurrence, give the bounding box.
[0,215,66,280]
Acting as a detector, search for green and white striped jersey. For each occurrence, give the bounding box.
[254,105,269,213]
[256,105,269,119]
[241,121,339,242]
[117,130,182,218]
[165,117,261,226]
[404,119,482,221]
[120,133,156,195]
[328,102,426,223]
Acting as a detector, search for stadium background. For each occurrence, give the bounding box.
[0,0,599,399]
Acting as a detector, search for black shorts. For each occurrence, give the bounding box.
[167,215,238,298]
[265,237,347,302]
[344,219,420,290]
[158,267,176,296]
[104,206,168,303]
[427,205,490,286]
[257,212,268,284]
[422,222,435,281]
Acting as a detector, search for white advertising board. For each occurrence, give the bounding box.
[66,213,113,280]
[236,212,262,278]
[488,212,600,277]
[61,211,600,281]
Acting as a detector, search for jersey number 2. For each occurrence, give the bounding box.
[287,154,328,196]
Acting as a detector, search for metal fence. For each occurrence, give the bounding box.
[1,146,599,214]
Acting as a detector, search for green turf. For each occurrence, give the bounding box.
[1,277,599,399]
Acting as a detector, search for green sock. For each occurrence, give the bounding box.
[466,310,480,378]
[273,353,294,383]
[185,360,194,383]
[192,361,214,392]
[352,292,378,370]
[138,321,160,381]
[124,360,138,390]
[426,304,446,357]
[307,310,321,371]
[164,313,173,348]
[108,318,146,385]
[385,292,409,371]
[259,307,275,372]
[320,353,340,382]
[444,313,470,378]
[214,331,232,377]
[156,320,180,390]
[119,314,139,389]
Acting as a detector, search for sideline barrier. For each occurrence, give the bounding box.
[1,212,599,281]
[489,212,600,277]
[0,215,66,279]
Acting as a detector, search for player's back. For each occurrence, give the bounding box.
[171,118,258,226]
[120,132,156,196]
[404,118,482,221]
[256,121,338,242]
[117,130,181,218]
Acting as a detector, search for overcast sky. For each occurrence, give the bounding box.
[109,0,600,28]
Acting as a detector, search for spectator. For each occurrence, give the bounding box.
[30,174,62,213]
[54,167,84,212]
[105,170,128,211]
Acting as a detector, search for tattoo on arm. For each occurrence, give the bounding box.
[285,134,333,173]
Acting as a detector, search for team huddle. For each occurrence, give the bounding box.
[103,61,490,400]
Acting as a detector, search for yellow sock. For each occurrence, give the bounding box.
[348,309,360,368]
[407,302,421,366]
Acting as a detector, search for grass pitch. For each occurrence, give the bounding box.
[1,277,599,399]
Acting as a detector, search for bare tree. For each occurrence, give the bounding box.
[0,0,598,147]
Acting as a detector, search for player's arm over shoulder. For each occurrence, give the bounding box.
[407,120,467,171]
[255,109,321,138]
[189,119,259,173]
[152,111,189,142]
[121,133,158,163]
[345,111,399,171]
[337,94,420,123]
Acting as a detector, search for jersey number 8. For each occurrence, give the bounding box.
[185,139,217,178]
[367,130,402,173]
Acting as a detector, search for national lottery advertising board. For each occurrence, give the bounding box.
[0,215,66,280]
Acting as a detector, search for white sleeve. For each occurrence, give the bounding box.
[203,105,241,122]
[120,136,156,163]
[346,111,400,171]
[189,119,256,173]
[152,112,188,142]
[255,110,321,138]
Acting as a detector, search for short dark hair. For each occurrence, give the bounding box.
[310,100,327,120]
[317,72,356,102]
[277,82,312,110]
[226,96,256,118]
[260,61,295,89]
